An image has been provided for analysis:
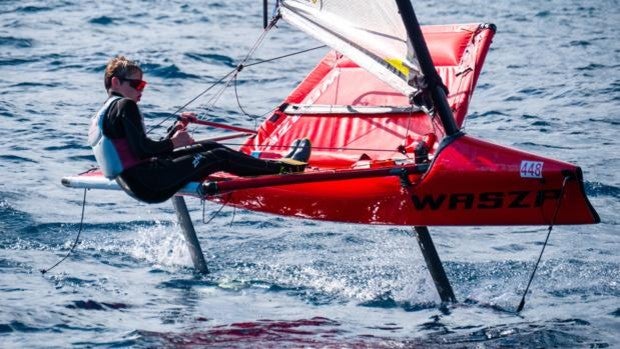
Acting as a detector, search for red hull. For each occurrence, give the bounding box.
[208,134,598,225]
[205,23,598,225]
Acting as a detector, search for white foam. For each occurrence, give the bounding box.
[129,222,193,268]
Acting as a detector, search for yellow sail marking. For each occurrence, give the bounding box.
[385,58,410,77]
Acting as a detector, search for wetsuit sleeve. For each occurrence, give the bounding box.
[114,99,174,158]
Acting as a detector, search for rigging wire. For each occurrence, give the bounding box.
[233,74,253,120]
[232,45,328,125]
[147,43,327,136]
[146,68,240,135]
[196,16,283,118]
[229,207,237,227]
[147,17,278,135]
[516,175,571,313]
[200,45,328,120]
[202,195,232,224]
[40,188,88,275]
[202,200,227,224]
[243,45,326,69]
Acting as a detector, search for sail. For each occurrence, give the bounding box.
[279,0,424,99]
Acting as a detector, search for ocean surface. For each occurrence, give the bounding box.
[1,0,618,347]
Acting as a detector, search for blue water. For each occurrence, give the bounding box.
[1,0,618,347]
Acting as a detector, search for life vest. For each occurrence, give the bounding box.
[88,96,142,178]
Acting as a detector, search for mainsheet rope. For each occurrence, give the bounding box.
[192,43,328,133]
[232,44,327,124]
[516,175,571,313]
[146,68,240,135]
[40,188,87,275]
[146,10,327,136]
[147,43,327,136]
[149,16,280,134]
[146,17,279,135]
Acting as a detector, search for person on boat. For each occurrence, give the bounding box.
[89,55,311,203]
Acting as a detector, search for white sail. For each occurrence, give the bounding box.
[279,0,424,99]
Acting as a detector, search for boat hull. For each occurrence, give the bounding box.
[210,134,599,226]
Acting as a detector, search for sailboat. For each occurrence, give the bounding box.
[64,0,599,226]
[61,0,599,302]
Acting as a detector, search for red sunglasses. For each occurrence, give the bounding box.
[118,77,147,91]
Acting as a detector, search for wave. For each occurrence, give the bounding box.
[584,181,620,198]
[88,16,118,25]
[0,154,37,163]
[414,318,607,348]
[141,63,201,80]
[10,82,59,88]
[359,291,437,311]
[0,36,33,48]
[0,57,36,66]
[65,299,130,311]
[576,63,608,71]
[13,5,53,14]
[184,52,236,67]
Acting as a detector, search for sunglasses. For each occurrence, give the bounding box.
[118,77,147,91]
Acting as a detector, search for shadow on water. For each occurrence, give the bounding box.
[68,315,610,349]
[118,317,355,348]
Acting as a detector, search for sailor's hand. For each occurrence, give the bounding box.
[180,111,197,120]
[166,120,188,139]
[174,120,187,131]
[170,130,194,148]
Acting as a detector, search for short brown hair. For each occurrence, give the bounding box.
[104,55,143,91]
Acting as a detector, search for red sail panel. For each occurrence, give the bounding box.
[241,24,495,160]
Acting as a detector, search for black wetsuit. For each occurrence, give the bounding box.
[102,93,289,203]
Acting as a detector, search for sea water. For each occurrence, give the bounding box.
[0,0,618,347]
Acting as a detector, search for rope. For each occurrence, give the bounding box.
[516,175,571,313]
[229,207,237,227]
[233,74,254,120]
[201,193,235,224]
[198,17,282,116]
[231,45,328,126]
[147,18,279,135]
[146,68,240,135]
[243,45,326,68]
[40,188,88,275]
[148,43,326,136]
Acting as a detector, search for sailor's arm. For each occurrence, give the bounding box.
[118,99,175,157]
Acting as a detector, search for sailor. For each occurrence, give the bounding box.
[89,55,311,203]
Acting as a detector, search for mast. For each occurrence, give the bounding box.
[395,0,458,303]
[394,0,459,136]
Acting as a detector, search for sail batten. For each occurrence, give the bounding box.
[279,0,424,99]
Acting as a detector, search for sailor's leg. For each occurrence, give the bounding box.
[120,147,304,202]
[170,140,230,158]
[185,148,300,178]
[119,156,222,203]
